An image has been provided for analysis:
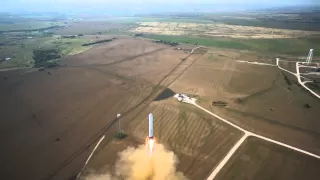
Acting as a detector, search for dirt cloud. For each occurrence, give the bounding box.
[84,144,188,180]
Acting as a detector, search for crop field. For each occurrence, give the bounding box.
[63,38,169,66]
[2,12,320,180]
[0,37,199,180]
[132,22,320,39]
[0,34,121,69]
[170,49,320,155]
[64,38,207,86]
[0,21,64,32]
[306,82,320,95]
[53,21,126,35]
[82,101,243,180]
[0,35,94,68]
[0,67,145,180]
[139,34,320,55]
[278,61,297,73]
[170,49,279,100]
[215,136,320,180]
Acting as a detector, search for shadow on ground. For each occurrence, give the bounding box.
[154,88,176,101]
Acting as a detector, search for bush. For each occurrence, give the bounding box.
[304,103,311,108]
[133,33,143,37]
[44,61,59,68]
[212,101,228,107]
[235,98,243,104]
[61,35,76,39]
[115,131,128,140]
[82,38,114,46]
[33,49,61,68]
[152,40,179,46]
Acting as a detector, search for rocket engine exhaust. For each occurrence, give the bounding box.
[146,113,155,156]
[84,113,189,180]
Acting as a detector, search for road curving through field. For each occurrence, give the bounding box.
[277,58,320,99]
[237,59,320,99]
[177,97,320,180]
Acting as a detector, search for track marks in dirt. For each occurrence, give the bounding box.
[130,103,240,160]
[64,47,167,68]
[240,72,281,102]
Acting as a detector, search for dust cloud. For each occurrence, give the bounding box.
[85,144,188,180]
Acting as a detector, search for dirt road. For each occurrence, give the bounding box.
[176,96,320,180]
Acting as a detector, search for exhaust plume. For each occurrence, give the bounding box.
[84,144,188,180]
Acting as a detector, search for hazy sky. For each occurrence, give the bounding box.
[4,0,318,5]
[2,0,319,13]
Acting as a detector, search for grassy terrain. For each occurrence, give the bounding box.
[0,36,91,68]
[124,15,320,30]
[141,34,251,50]
[141,34,320,55]
[216,136,320,180]
[0,21,64,32]
[103,17,214,24]
[211,18,320,31]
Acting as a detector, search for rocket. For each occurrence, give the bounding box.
[146,113,155,155]
[148,113,153,138]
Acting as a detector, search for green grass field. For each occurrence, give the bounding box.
[0,21,64,31]
[141,34,251,50]
[114,17,213,23]
[141,34,320,55]
[0,36,91,68]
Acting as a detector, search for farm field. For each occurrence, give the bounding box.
[1,10,320,180]
[0,38,192,180]
[81,101,243,180]
[81,42,320,180]
[0,34,117,69]
[53,21,126,35]
[0,67,139,180]
[139,34,320,55]
[278,60,297,73]
[0,21,64,32]
[215,136,320,180]
[129,102,242,180]
[306,82,320,95]
[169,49,320,156]
[170,49,279,101]
[133,22,320,38]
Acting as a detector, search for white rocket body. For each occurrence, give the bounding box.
[148,113,153,138]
